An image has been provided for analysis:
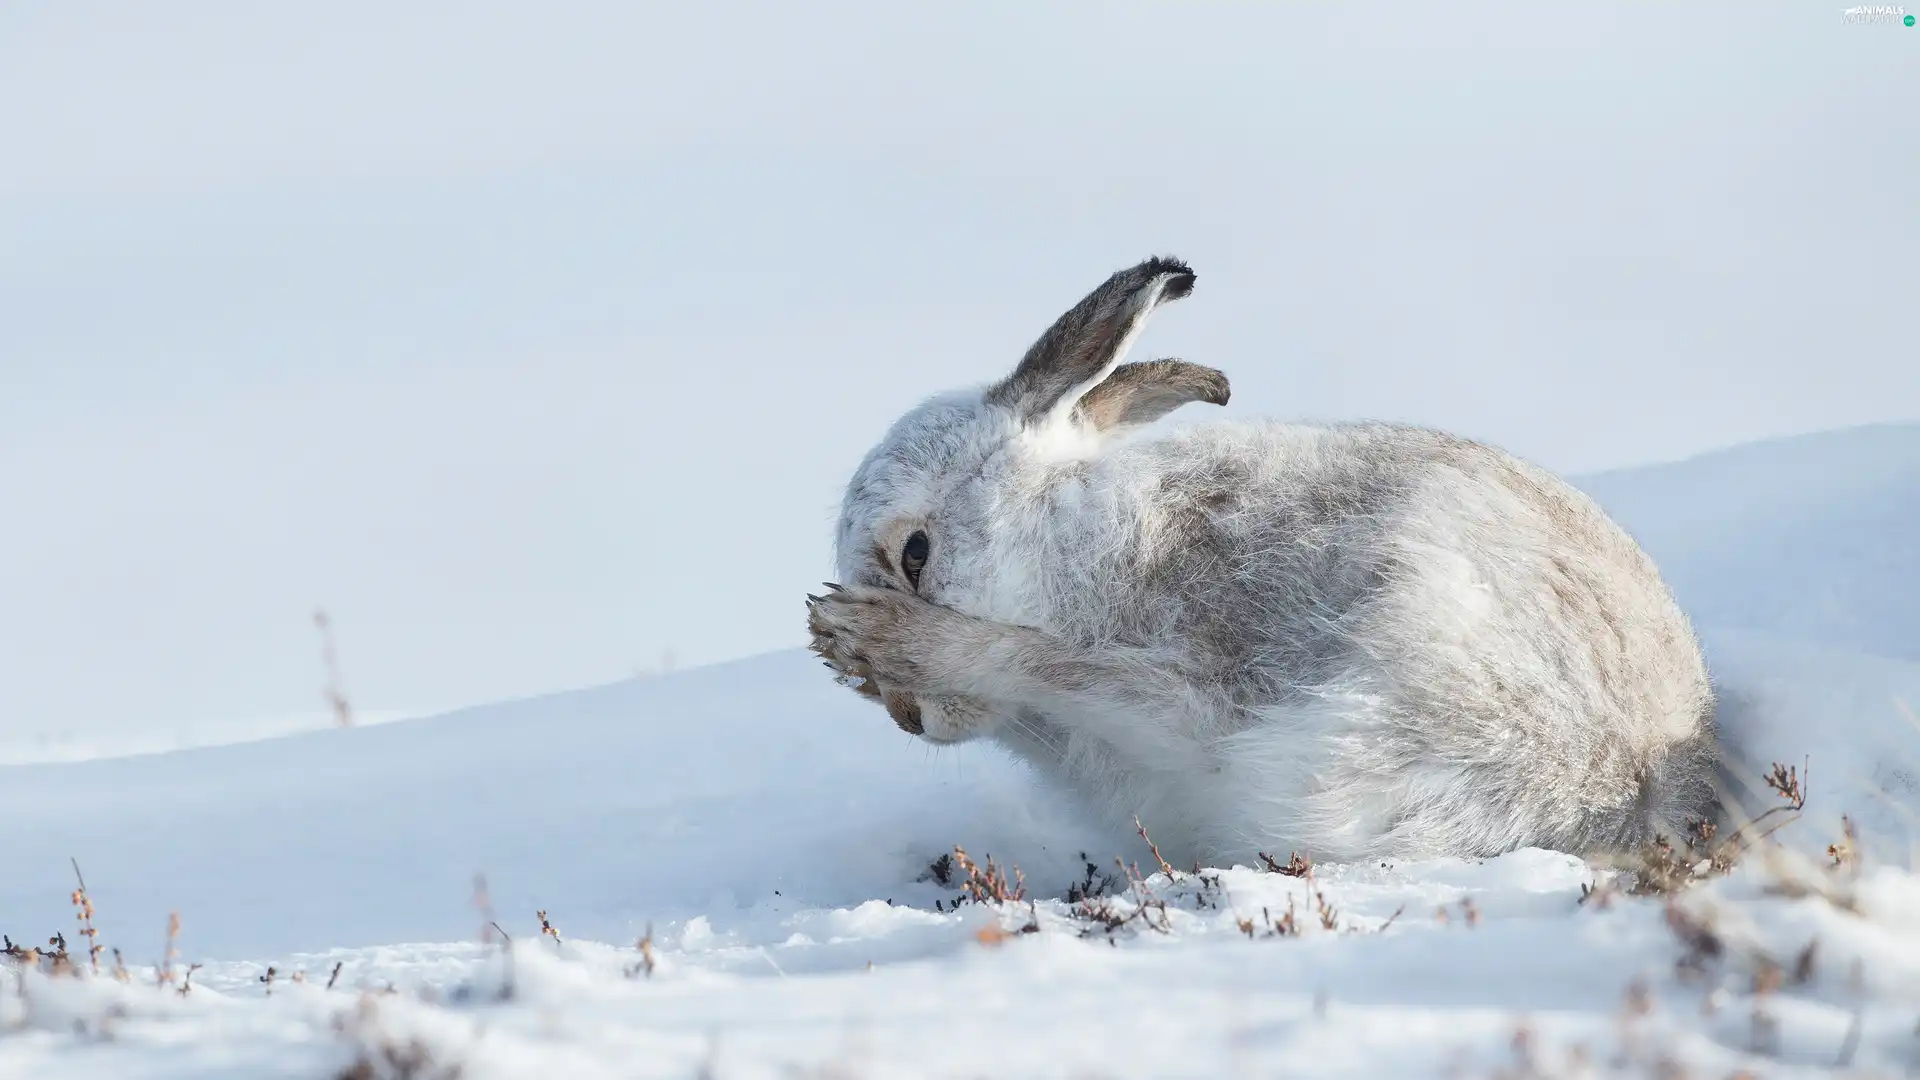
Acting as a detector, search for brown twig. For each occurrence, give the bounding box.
[1258,851,1313,877]
[951,847,1026,905]
[1314,886,1340,931]
[313,608,354,727]
[69,858,101,974]
[1134,816,1176,879]
[158,912,181,987]
[473,874,508,945]
[626,924,657,979]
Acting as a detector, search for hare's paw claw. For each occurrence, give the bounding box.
[804,585,931,689]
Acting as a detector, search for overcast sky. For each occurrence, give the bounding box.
[2,1,1914,745]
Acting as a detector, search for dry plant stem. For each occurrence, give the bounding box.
[628,924,657,979]
[313,608,355,728]
[1133,816,1175,878]
[1259,851,1313,877]
[1264,898,1299,937]
[1726,805,1803,852]
[951,847,1026,905]
[45,932,73,976]
[158,912,181,987]
[1827,815,1858,871]
[926,853,954,888]
[1719,757,1811,853]
[1314,884,1340,931]
[1764,759,1808,808]
[69,858,100,974]
[1603,759,1817,898]
[472,873,510,945]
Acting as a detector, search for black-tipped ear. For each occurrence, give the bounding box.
[987,256,1196,423]
[1073,359,1229,432]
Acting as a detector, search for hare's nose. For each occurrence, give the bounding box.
[881,687,924,735]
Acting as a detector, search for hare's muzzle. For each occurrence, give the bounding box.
[879,686,924,735]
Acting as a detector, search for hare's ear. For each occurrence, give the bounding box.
[987,256,1195,424]
[1073,359,1229,432]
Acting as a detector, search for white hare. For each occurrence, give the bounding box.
[807,256,1719,866]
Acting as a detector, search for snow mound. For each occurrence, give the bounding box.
[0,649,1118,959]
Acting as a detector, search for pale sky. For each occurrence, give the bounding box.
[1,1,1914,744]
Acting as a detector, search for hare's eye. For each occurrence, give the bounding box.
[900,530,930,589]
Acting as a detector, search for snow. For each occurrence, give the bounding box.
[0,709,419,768]
[1577,423,1920,664]
[3,424,1918,1078]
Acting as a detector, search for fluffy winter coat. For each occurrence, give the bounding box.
[807,256,1719,866]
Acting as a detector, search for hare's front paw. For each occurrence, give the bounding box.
[806,584,949,692]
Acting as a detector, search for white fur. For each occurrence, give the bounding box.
[813,259,1718,868]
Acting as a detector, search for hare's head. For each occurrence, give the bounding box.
[830,256,1227,733]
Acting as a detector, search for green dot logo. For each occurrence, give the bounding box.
[1907,13,1916,24]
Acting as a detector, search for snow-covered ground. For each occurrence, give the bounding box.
[3,424,1917,1078]
[0,709,423,768]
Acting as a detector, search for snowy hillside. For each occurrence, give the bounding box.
[1578,423,1920,663]
[3,426,1918,1078]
